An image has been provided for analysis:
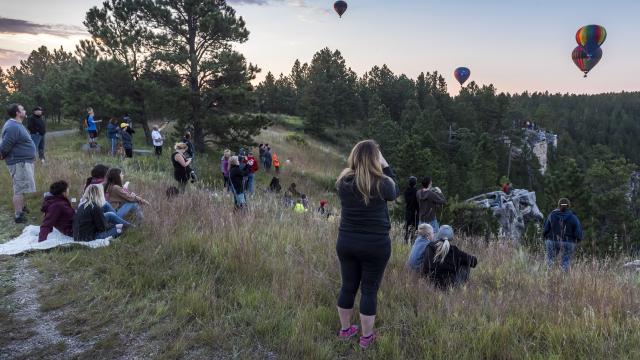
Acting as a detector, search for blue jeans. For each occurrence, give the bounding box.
[109,138,117,156]
[30,134,45,160]
[116,202,143,221]
[95,226,120,240]
[246,173,255,194]
[102,203,131,226]
[545,240,576,271]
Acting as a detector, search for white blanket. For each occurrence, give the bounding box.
[0,225,113,256]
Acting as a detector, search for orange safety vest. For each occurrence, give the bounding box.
[273,153,280,167]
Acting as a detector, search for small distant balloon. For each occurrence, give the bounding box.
[572,46,602,78]
[454,67,471,86]
[334,1,347,18]
[576,25,607,53]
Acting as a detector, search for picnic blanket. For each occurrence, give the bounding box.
[0,226,113,256]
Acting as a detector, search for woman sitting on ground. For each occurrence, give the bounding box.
[406,223,435,272]
[171,142,192,192]
[39,180,75,242]
[104,168,149,221]
[73,185,124,242]
[421,225,477,289]
[84,164,109,191]
[268,176,282,193]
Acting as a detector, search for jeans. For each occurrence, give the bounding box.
[246,173,255,194]
[104,211,130,226]
[109,138,117,156]
[30,134,45,160]
[95,226,120,240]
[116,202,143,221]
[545,240,576,272]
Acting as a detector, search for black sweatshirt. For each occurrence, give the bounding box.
[337,167,399,235]
[26,114,46,135]
[72,203,109,242]
[229,164,250,194]
[422,241,478,288]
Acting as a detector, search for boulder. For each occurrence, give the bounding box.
[466,189,544,243]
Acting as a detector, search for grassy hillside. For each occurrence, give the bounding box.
[1,128,640,359]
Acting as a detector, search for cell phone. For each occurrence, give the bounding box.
[124,181,130,189]
[71,198,77,203]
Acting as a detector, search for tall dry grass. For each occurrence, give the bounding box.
[2,132,640,359]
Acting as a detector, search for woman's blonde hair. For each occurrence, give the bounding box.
[416,223,434,239]
[81,184,106,209]
[224,149,231,157]
[174,142,188,151]
[336,140,386,205]
[229,155,240,166]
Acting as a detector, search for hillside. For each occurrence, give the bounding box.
[1,128,640,359]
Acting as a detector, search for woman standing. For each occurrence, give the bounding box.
[229,155,250,209]
[220,149,231,192]
[172,143,192,192]
[335,140,398,350]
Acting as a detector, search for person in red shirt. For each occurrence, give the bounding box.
[39,181,75,242]
[244,151,259,194]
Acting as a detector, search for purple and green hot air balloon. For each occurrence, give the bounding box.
[576,25,607,54]
[572,45,603,78]
[454,67,471,86]
[334,1,347,18]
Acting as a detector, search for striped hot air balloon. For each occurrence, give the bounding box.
[572,45,603,78]
[576,25,607,53]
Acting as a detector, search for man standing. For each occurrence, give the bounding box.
[1,104,37,223]
[416,176,446,233]
[26,106,46,164]
[151,125,164,157]
[543,198,583,271]
[404,176,420,244]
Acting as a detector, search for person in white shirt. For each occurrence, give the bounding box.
[151,124,166,157]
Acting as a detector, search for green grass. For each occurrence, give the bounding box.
[1,128,640,358]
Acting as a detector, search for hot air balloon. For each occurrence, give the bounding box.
[572,46,602,77]
[576,25,607,53]
[454,67,471,86]
[334,1,347,18]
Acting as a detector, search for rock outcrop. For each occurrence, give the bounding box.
[466,189,544,243]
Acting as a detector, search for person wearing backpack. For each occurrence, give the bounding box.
[416,176,446,233]
[543,198,583,271]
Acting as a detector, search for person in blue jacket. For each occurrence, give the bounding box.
[543,198,583,271]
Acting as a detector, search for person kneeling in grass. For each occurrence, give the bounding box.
[39,180,75,242]
[104,168,149,221]
[406,223,434,273]
[422,225,477,289]
[73,185,124,241]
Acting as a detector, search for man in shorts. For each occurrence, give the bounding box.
[85,107,101,148]
[0,104,37,223]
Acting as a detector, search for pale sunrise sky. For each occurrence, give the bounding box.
[1,0,638,94]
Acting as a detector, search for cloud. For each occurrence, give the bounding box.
[230,0,330,16]
[0,17,86,38]
[0,48,27,68]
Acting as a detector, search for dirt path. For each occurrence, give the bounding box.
[1,258,93,359]
[46,129,78,138]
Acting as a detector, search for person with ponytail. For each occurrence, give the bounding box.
[334,140,399,350]
[422,225,477,289]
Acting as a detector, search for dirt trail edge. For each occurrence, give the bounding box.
[1,258,93,359]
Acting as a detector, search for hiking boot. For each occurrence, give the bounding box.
[359,333,377,350]
[337,325,358,340]
[14,213,27,224]
[21,207,30,214]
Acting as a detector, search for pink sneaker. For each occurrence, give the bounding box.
[359,333,377,350]
[337,325,359,339]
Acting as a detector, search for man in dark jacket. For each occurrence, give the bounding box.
[416,176,446,233]
[404,176,420,244]
[26,106,46,163]
[543,198,583,271]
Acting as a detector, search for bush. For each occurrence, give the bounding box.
[442,198,499,240]
[285,133,308,147]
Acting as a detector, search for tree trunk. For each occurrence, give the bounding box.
[187,14,205,151]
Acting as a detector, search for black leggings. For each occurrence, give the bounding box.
[336,232,391,316]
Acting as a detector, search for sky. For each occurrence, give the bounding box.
[1,0,639,95]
